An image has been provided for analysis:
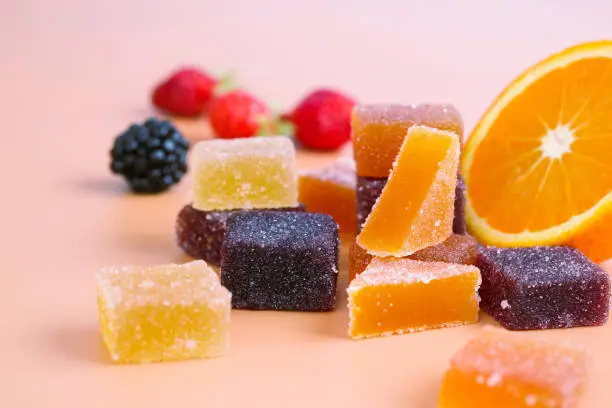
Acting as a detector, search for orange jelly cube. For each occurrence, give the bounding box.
[347,258,480,339]
[298,158,356,235]
[352,104,463,178]
[438,329,587,408]
[348,234,480,281]
[357,125,460,256]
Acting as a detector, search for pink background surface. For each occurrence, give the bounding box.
[2,1,612,407]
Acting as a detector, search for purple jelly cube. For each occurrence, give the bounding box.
[452,174,466,235]
[220,211,339,311]
[476,245,610,330]
[356,174,466,234]
[176,204,305,265]
[356,176,386,232]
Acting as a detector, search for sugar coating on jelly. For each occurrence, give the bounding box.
[221,211,339,311]
[438,328,587,408]
[352,104,463,178]
[348,234,480,281]
[299,158,357,234]
[476,246,610,330]
[192,136,298,211]
[301,157,356,187]
[348,258,481,339]
[96,260,231,364]
[411,233,479,264]
[356,258,479,286]
[176,203,305,265]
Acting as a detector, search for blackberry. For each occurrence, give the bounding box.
[110,118,190,193]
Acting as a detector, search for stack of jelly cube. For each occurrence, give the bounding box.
[348,105,480,338]
[346,103,608,407]
[353,104,466,233]
[176,137,305,265]
[347,103,610,342]
[179,136,340,312]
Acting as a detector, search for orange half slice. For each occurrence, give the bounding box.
[463,40,612,246]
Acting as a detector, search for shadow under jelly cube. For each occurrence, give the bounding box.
[476,245,610,330]
[220,211,339,311]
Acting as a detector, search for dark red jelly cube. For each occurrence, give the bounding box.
[221,211,339,311]
[356,176,386,232]
[453,174,466,235]
[476,245,610,330]
[176,204,304,265]
[356,174,466,234]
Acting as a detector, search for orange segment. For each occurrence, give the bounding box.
[357,125,460,256]
[463,41,612,246]
[568,208,612,263]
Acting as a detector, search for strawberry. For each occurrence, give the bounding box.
[209,90,272,139]
[286,88,356,150]
[151,67,218,117]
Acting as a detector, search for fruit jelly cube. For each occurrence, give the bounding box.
[357,125,460,256]
[476,245,610,330]
[356,176,386,232]
[192,136,298,211]
[356,175,466,234]
[347,258,481,339]
[96,260,231,364]
[438,329,587,408]
[352,103,463,178]
[221,211,339,311]
[453,174,467,235]
[349,241,375,282]
[298,158,357,235]
[349,234,480,281]
[176,203,305,266]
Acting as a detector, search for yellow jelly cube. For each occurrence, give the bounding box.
[438,329,587,408]
[357,125,460,256]
[96,260,231,364]
[347,258,480,339]
[192,136,298,211]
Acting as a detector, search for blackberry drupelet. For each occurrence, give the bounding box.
[110,118,190,193]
